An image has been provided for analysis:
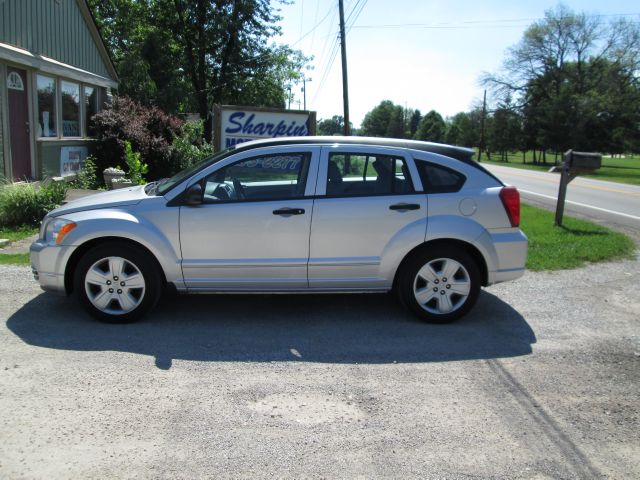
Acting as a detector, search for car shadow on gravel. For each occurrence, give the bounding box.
[6,291,535,369]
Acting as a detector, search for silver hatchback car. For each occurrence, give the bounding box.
[30,137,527,323]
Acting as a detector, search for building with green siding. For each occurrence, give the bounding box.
[0,0,118,181]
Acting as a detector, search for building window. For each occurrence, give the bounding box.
[37,75,57,137]
[84,85,98,137]
[7,71,24,91]
[61,81,80,137]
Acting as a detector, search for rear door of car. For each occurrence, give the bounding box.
[179,145,320,290]
[308,145,427,289]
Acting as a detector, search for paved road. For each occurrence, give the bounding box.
[484,164,640,237]
[1,260,639,479]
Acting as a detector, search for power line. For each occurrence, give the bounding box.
[309,0,322,52]
[310,0,369,114]
[345,0,363,24]
[350,12,640,30]
[290,4,336,48]
[346,0,368,34]
[312,35,340,105]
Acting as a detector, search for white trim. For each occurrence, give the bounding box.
[0,42,117,89]
[0,62,9,178]
[26,70,36,179]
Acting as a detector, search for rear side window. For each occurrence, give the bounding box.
[326,153,414,197]
[415,160,466,193]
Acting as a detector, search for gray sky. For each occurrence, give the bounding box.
[275,0,639,127]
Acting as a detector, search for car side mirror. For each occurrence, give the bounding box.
[184,183,203,206]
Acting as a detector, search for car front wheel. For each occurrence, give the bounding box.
[398,246,481,323]
[74,243,161,323]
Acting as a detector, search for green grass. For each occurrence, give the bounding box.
[520,204,636,271]
[479,152,640,186]
[0,253,30,266]
[0,225,38,243]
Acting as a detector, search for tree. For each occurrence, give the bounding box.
[385,106,405,138]
[414,110,446,143]
[88,0,310,141]
[487,104,522,161]
[445,111,480,147]
[317,116,347,136]
[483,4,640,154]
[408,109,422,137]
[158,0,309,141]
[360,100,405,137]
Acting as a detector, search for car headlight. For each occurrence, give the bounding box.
[44,218,77,245]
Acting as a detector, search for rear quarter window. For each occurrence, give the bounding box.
[415,160,466,193]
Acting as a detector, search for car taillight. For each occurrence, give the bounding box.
[499,186,520,227]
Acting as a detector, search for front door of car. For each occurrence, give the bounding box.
[179,147,319,290]
[308,146,428,289]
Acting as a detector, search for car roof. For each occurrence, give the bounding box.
[233,136,475,162]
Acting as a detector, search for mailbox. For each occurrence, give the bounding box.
[554,149,602,226]
[565,150,602,170]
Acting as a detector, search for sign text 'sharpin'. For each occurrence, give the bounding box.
[215,106,315,151]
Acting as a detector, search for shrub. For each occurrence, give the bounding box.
[171,120,214,171]
[0,181,67,227]
[69,155,100,190]
[123,141,149,185]
[92,96,183,180]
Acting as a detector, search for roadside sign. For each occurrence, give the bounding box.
[213,105,316,152]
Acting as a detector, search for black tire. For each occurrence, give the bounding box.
[74,242,162,323]
[397,246,481,323]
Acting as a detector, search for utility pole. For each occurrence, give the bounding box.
[478,89,486,162]
[338,0,351,136]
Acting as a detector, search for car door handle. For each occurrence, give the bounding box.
[273,207,305,216]
[389,203,420,211]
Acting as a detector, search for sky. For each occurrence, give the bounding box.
[274,0,639,127]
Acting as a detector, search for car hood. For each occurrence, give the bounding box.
[49,185,149,217]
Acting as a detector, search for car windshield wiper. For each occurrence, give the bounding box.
[145,178,169,196]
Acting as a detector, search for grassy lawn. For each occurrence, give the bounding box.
[479,152,640,186]
[0,226,37,266]
[521,204,636,271]
[0,225,38,243]
[0,253,30,266]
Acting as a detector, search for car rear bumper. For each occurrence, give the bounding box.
[484,229,528,285]
[30,241,76,295]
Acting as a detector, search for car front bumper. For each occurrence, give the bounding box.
[30,240,77,295]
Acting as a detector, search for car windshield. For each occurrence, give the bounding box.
[152,146,236,196]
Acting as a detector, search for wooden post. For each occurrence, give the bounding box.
[554,152,571,226]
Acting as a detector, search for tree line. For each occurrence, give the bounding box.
[319,5,640,162]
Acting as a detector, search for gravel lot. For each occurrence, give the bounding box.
[1,256,639,479]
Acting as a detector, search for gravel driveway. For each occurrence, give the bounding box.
[1,257,639,479]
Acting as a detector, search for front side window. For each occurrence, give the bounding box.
[61,81,80,137]
[202,153,311,202]
[37,75,57,137]
[326,153,414,196]
[84,85,98,137]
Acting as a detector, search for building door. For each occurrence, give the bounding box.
[7,68,31,180]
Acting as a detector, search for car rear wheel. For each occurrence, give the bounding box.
[398,246,480,323]
[74,243,161,323]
